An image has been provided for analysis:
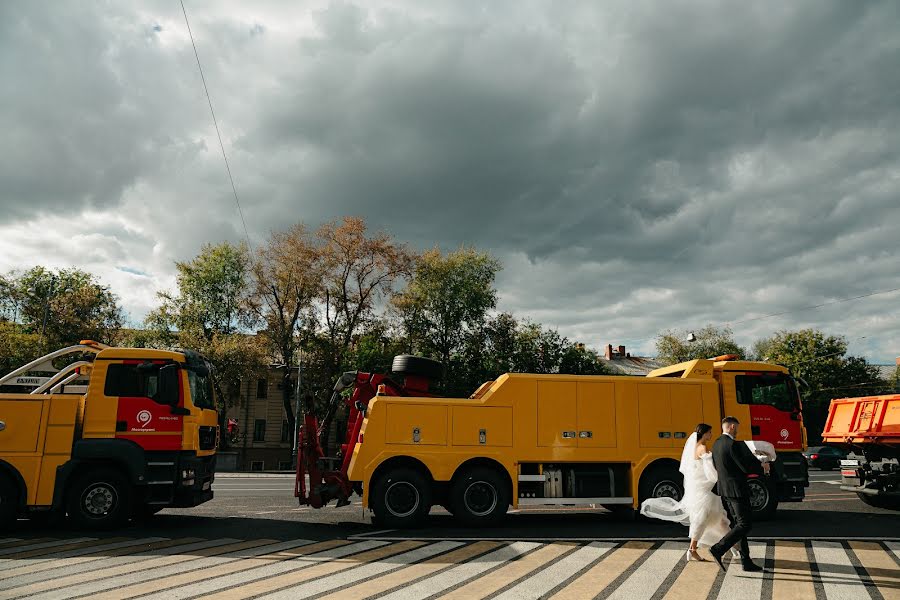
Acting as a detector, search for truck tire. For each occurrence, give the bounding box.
[857,493,900,511]
[450,467,509,526]
[748,478,778,520]
[371,467,431,528]
[0,473,17,529]
[638,465,684,503]
[66,468,132,530]
[391,355,443,380]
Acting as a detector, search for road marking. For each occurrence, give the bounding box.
[316,541,500,600]
[715,541,767,600]
[550,541,653,599]
[2,537,898,600]
[811,541,870,600]
[607,542,685,600]
[257,541,465,600]
[439,541,576,600]
[3,538,239,598]
[0,537,92,556]
[0,537,189,586]
[771,541,816,600]
[848,541,900,597]
[0,536,128,560]
[194,541,422,600]
[0,536,166,573]
[137,540,387,600]
[88,539,322,600]
[133,540,349,600]
[493,541,613,599]
[377,541,541,600]
[661,545,720,600]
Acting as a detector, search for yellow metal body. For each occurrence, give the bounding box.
[0,347,217,509]
[348,359,803,509]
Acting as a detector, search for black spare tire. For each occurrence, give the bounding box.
[392,355,443,380]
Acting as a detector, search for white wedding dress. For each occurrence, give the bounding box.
[640,434,731,548]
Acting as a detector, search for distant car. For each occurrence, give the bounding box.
[803,446,847,470]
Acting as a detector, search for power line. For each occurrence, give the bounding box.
[727,286,900,326]
[622,285,900,348]
[180,0,252,248]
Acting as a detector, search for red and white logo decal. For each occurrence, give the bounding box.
[137,410,153,428]
[780,428,790,440]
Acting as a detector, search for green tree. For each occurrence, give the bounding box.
[0,322,42,376]
[0,266,123,349]
[315,217,413,446]
[753,329,886,443]
[655,325,745,366]
[251,224,323,433]
[147,242,267,443]
[393,247,501,371]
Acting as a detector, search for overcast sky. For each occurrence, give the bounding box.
[1,1,898,362]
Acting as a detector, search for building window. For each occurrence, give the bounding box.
[281,420,291,443]
[253,419,266,442]
[257,378,268,399]
[278,460,293,470]
[250,460,264,471]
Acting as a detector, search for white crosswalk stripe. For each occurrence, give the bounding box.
[0,536,896,599]
[811,541,871,600]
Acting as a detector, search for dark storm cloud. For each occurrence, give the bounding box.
[1,1,898,360]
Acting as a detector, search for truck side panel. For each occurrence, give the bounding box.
[35,396,79,506]
[349,374,721,509]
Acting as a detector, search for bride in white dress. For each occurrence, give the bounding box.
[640,423,739,562]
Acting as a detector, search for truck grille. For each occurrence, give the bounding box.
[199,426,218,450]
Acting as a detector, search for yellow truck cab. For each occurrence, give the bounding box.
[0,341,219,529]
[347,356,808,527]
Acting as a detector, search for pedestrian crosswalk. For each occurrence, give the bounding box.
[0,535,897,599]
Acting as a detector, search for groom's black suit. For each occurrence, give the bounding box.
[711,433,765,561]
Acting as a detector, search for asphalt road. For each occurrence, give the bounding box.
[5,469,898,600]
[9,469,896,543]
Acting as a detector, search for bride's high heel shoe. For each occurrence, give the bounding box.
[686,549,707,562]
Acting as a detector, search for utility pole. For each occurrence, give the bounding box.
[292,351,303,467]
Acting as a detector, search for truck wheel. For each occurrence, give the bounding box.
[66,469,132,530]
[857,493,900,511]
[371,467,431,528]
[638,465,684,503]
[748,478,778,520]
[0,473,18,529]
[391,355,444,380]
[450,467,509,526]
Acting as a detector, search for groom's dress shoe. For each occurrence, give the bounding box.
[742,561,764,572]
[710,547,726,572]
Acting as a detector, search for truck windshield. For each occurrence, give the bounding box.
[187,369,215,411]
[735,373,799,412]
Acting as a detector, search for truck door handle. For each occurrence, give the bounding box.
[658,431,672,439]
[578,431,593,439]
[0,420,5,432]
[562,431,576,439]
[674,432,686,439]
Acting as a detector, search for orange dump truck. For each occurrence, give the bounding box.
[821,393,900,511]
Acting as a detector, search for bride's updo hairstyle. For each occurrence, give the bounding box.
[695,423,713,440]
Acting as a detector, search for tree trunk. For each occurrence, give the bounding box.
[281,365,295,435]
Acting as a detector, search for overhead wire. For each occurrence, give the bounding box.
[621,285,900,349]
[180,0,252,249]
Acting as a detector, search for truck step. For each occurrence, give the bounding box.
[518,496,633,506]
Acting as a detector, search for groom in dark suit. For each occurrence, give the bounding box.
[710,416,768,572]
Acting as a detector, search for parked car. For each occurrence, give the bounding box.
[802,446,847,470]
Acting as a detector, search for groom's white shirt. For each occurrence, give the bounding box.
[723,432,734,439]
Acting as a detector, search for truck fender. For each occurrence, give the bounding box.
[52,439,148,510]
[0,459,28,508]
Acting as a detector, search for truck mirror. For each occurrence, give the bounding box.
[158,364,180,406]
